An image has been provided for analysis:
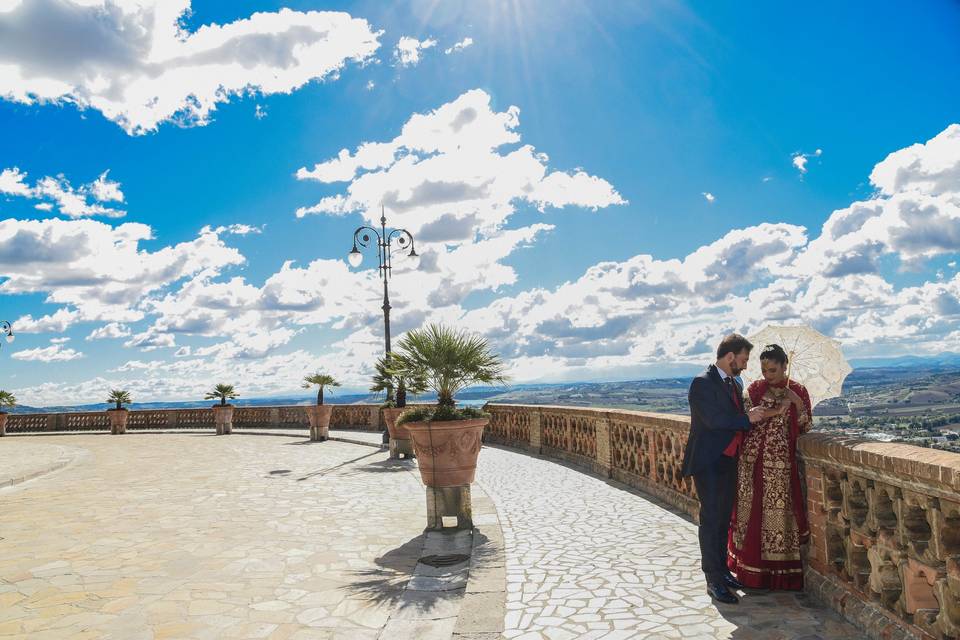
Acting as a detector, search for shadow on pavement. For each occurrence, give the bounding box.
[344,534,427,607]
[357,458,415,473]
[295,449,382,481]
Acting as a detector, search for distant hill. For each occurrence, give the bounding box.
[9,353,959,414]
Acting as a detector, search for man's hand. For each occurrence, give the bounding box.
[747,406,766,424]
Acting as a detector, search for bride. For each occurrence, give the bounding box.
[727,343,812,590]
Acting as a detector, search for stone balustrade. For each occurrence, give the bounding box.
[800,434,960,640]
[2,404,382,433]
[484,403,960,640]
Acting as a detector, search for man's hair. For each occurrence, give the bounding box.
[716,333,754,359]
[760,343,788,365]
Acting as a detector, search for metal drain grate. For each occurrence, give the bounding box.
[418,554,469,567]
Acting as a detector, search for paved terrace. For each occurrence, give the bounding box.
[0,430,870,640]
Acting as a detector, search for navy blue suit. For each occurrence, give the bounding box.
[682,364,751,582]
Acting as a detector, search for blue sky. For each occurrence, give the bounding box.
[0,0,958,405]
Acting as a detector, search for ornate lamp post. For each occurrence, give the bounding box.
[0,321,13,348]
[348,207,418,444]
[347,206,418,356]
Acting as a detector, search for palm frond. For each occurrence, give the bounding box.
[0,390,16,408]
[391,324,508,405]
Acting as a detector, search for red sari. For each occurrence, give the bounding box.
[727,379,811,590]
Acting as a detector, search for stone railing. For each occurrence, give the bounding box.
[3,404,383,433]
[800,434,960,640]
[484,403,960,640]
[484,404,699,518]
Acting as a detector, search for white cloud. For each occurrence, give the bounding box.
[0,1,382,134]
[295,89,625,238]
[792,148,823,175]
[702,192,715,203]
[0,218,245,337]
[0,167,125,217]
[88,171,123,202]
[254,104,267,120]
[12,343,83,362]
[445,37,474,54]
[394,36,436,67]
[0,167,30,196]
[50,336,69,344]
[86,322,132,341]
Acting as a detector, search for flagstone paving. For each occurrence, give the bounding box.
[474,445,869,640]
[0,434,428,639]
[1,433,875,640]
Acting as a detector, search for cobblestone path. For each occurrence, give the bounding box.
[0,434,426,640]
[475,445,868,640]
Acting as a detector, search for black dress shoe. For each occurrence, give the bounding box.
[723,573,745,590]
[707,581,739,604]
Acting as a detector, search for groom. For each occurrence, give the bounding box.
[682,334,768,605]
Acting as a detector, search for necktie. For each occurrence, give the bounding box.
[723,377,743,456]
[725,377,741,410]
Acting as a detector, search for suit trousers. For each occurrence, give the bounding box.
[692,454,738,582]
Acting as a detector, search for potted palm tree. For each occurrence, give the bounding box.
[302,373,340,441]
[0,390,16,437]
[370,354,426,458]
[205,384,237,435]
[106,389,131,435]
[391,324,507,528]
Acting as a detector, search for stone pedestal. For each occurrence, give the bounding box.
[0,412,7,436]
[307,405,333,441]
[425,485,472,530]
[108,409,128,435]
[389,437,415,459]
[212,405,233,435]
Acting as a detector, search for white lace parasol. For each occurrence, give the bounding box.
[743,324,852,409]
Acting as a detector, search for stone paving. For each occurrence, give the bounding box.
[474,445,869,640]
[0,439,85,489]
[0,434,428,639]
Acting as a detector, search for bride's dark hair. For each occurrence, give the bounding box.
[760,344,789,365]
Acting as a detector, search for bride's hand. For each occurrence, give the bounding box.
[784,388,802,408]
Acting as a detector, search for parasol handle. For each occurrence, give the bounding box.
[785,351,794,389]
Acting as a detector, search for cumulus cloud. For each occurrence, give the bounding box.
[702,192,715,203]
[86,322,131,340]
[0,0,381,134]
[445,37,473,54]
[0,167,125,217]
[0,218,245,337]
[12,342,83,362]
[394,36,436,67]
[452,125,960,379]
[295,89,625,238]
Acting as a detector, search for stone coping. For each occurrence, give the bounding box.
[798,432,960,494]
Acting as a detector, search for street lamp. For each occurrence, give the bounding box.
[349,207,417,445]
[0,321,13,348]
[347,205,418,356]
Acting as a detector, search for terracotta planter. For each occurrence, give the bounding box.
[0,412,7,436]
[405,418,488,487]
[307,405,333,441]
[382,408,411,439]
[212,404,234,435]
[108,408,128,435]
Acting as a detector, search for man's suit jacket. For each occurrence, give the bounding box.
[681,364,751,477]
